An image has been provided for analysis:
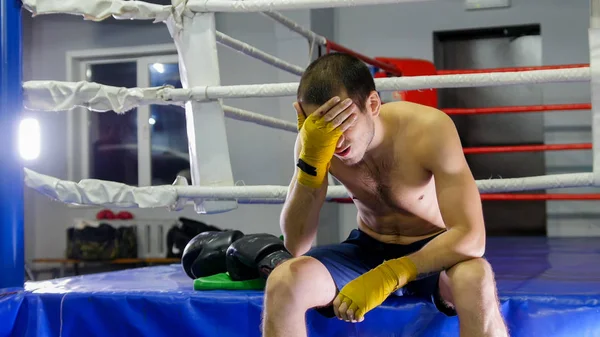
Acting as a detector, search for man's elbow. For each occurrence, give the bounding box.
[466,228,486,258]
[470,242,485,259]
[456,226,486,259]
[284,239,311,257]
[279,217,314,257]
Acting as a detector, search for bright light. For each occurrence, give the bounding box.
[19,118,40,160]
[152,63,164,73]
[149,117,156,125]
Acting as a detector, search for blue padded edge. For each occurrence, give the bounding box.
[2,237,599,337]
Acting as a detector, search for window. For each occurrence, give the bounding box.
[145,60,189,186]
[68,45,188,187]
[88,61,139,185]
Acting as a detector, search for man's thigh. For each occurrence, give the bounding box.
[436,257,496,315]
[304,229,457,317]
[304,235,382,317]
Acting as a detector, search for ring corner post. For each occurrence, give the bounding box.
[590,0,600,187]
[0,0,25,289]
[165,4,238,214]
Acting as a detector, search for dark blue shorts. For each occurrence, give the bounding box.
[304,229,456,318]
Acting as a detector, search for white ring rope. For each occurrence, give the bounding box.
[476,173,595,192]
[24,168,595,208]
[22,81,297,133]
[24,68,591,113]
[21,0,435,22]
[23,81,176,113]
[22,0,171,22]
[23,81,298,132]
[165,67,594,100]
[216,31,305,76]
[261,11,327,46]
[190,0,438,12]
[24,0,437,21]
[195,68,591,100]
[375,67,591,90]
[223,106,297,133]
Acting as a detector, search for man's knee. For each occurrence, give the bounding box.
[447,258,495,296]
[265,256,335,309]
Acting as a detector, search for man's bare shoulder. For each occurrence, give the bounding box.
[381,101,453,137]
[384,102,464,170]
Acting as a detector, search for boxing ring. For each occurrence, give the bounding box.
[2,0,600,336]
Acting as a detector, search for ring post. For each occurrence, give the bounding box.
[0,0,24,288]
[165,3,237,213]
[591,0,600,186]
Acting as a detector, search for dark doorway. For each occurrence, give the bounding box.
[433,25,546,236]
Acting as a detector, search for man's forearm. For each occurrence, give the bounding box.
[407,227,485,280]
[280,180,325,256]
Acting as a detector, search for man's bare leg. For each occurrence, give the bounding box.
[262,256,337,337]
[439,258,509,337]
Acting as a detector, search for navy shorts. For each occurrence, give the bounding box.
[304,229,456,318]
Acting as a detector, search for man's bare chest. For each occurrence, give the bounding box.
[331,160,432,213]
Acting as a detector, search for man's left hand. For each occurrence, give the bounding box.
[332,257,418,322]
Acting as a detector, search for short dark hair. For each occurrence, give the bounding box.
[297,53,376,111]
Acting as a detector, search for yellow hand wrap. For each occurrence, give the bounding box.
[337,257,417,319]
[296,112,342,188]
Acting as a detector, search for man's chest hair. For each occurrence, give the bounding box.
[342,157,427,210]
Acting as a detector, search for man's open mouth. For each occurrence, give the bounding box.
[336,146,351,157]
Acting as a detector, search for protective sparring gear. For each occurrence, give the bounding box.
[96,209,116,220]
[116,211,134,220]
[181,230,244,279]
[336,256,418,319]
[296,111,343,188]
[168,218,225,258]
[226,234,292,281]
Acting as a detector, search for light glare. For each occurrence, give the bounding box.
[19,118,40,160]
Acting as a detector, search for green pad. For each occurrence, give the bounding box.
[194,272,266,291]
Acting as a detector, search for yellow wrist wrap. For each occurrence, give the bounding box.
[296,113,342,188]
[337,257,418,319]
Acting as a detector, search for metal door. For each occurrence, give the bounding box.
[434,27,545,235]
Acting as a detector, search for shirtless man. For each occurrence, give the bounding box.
[262,53,509,337]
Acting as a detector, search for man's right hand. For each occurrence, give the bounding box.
[293,97,357,188]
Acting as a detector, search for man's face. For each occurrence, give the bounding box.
[300,92,377,165]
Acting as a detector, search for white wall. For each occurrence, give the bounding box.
[334,0,599,238]
[22,11,311,263]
